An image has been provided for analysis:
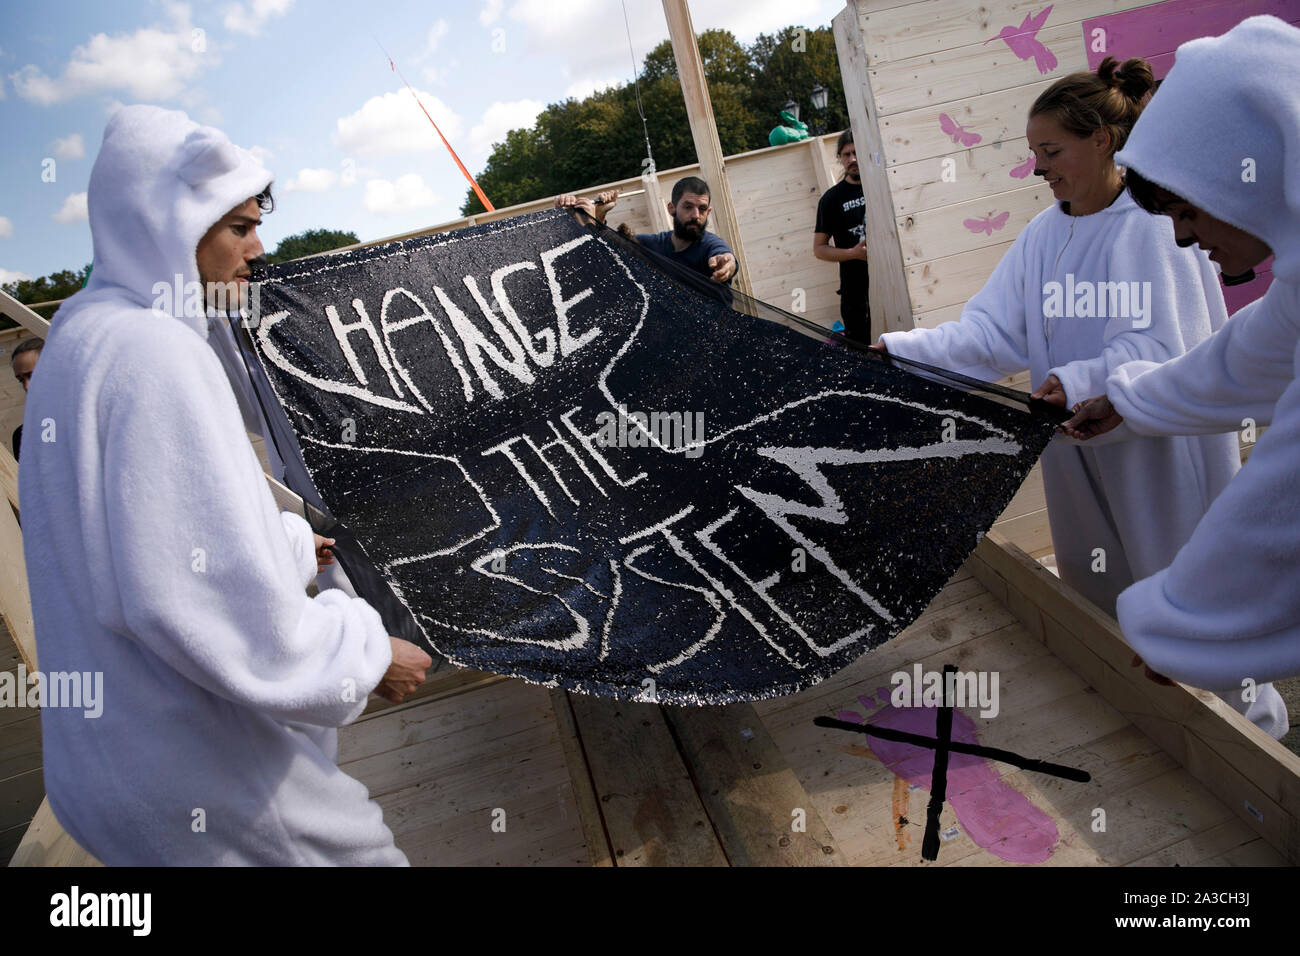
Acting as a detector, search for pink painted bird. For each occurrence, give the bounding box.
[1010,154,1037,178]
[984,5,1058,75]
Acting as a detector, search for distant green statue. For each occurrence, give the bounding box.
[768,110,811,146]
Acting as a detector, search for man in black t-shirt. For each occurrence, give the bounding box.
[814,130,870,339]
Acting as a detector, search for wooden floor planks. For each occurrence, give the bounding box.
[8,547,1292,867]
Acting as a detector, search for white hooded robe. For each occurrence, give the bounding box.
[19,105,407,865]
[1103,15,1300,736]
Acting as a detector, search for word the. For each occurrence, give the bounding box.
[0,664,102,718]
[50,886,151,936]
[593,405,706,458]
[1043,274,1152,328]
[890,663,999,718]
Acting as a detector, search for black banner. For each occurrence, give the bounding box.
[248,209,1053,704]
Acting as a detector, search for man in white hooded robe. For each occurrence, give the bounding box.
[18,105,429,865]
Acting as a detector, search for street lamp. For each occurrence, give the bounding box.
[810,82,828,112]
[782,96,800,123]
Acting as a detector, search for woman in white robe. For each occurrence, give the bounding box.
[1063,15,1300,737]
[877,58,1285,736]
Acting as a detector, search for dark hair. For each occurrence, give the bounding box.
[255,184,274,214]
[836,129,853,154]
[671,176,710,205]
[1029,56,1155,157]
[11,337,44,363]
[1125,167,1184,216]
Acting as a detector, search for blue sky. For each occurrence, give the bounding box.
[0,0,845,284]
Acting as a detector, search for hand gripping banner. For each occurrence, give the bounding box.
[248,209,1055,704]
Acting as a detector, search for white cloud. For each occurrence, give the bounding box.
[364,174,439,215]
[0,268,33,286]
[53,192,89,224]
[469,99,544,157]
[248,145,273,165]
[427,19,450,52]
[0,217,12,239]
[10,4,210,105]
[479,0,504,26]
[504,0,842,78]
[334,88,464,158]
[284,167,338,192]
[52,133,85,160]
[223,0,294,36]
[564,76,621,100]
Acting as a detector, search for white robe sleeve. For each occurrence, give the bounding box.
[1106,281,1300,435]
[279,510,319,590]
[1117,342,1300,688]
[1047,220,1225,407]
[880,230,1032,382]
[97,325,393,728]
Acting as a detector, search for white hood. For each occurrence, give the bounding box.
[1115,15,1300,280]
[72,104,273,338]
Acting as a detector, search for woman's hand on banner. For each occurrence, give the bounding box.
[1031,374,1067,407]
[1060,395,1124,440]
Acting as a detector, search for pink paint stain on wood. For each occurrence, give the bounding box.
[1083,0,1300,78]
[839,687,1059,864]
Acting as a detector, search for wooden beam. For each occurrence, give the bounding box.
[0,443,17,513]
[566,694,728,865]
[0,290,51,340]
[8,798,101,867]
[643,172,673,234]
[969,531,1300,864]
[661,0,754,300]
[807,135,836,196]
[663,703,844,866]
[833,1,912,341]
[0,459,35,674]
[549,690,616,867]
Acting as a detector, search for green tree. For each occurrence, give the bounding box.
[1,264,92,327]
[460,24,847,215]
[747,26,849,139]
[265,228,360,264]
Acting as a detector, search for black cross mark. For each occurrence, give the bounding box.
[814,664,1091,861]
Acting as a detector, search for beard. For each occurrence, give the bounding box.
[673,217,705,241]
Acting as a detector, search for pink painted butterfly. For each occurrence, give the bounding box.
[964,211,1011,235]
[1010,154,1036,178]
[938,113,982,147]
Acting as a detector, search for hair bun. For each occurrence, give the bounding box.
[1097,55,1155,102]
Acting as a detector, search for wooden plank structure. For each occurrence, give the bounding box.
[5,0,1298,867]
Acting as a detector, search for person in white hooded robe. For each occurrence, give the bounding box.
[875,58,1286,737]
[19,104,432,865]
[1062,15,1300,735]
